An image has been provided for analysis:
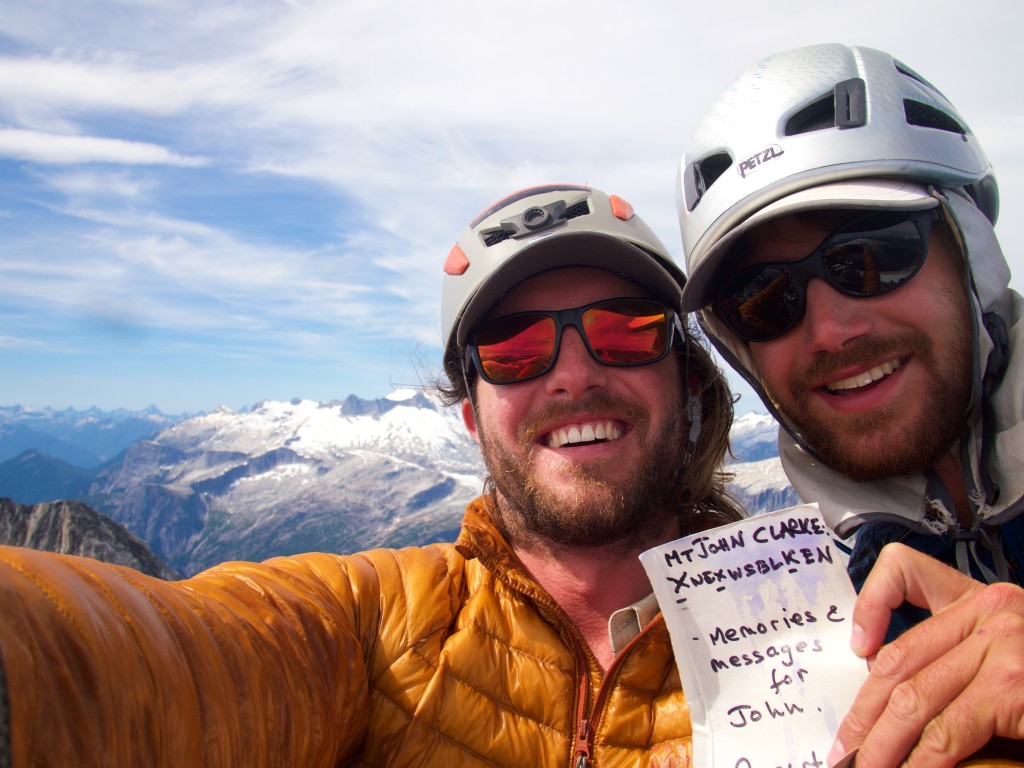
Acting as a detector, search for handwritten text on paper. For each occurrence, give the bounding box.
[640,505,868,768]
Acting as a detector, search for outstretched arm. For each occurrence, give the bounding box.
[828,542,1024,768]
[0,546,373,768]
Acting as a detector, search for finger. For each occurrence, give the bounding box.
[833,554,979,760]
[840,581,1018,752]
[851,624,992,768]
[907,606,1024,766]
[836,591,1024,768]
[830,632,925,767]
[835,585,1003,761]
[850,543,981,657]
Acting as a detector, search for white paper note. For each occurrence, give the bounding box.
[640,504,868,768]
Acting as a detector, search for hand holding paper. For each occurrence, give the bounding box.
[830,542,1024,768]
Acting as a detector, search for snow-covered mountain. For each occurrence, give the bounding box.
[89,391,485,575]
[726,412,799,516]
[2,393,796,577]
[728,412,782,462]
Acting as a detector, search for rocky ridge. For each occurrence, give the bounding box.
[0,497,178,579]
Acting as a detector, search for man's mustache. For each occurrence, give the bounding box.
[517,392,648,446]
[790,333,930,397]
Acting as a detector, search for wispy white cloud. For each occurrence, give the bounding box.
[0,333,46,350]
[0,128,206,165]
[36,168,158,202]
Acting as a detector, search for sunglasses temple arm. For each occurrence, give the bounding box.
[676,315,702,456]
[461,353,480,421]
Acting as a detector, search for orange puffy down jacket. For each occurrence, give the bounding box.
[0,497,693,767]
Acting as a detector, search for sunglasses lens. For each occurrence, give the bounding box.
[583,300,669,363]
[714,211,929,342]
[714,267,801,342]
[823,212,926,295]
[475,314,557,383]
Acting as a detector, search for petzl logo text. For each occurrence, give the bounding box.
[737,145,784,178]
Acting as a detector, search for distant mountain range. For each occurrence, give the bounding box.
[0,393,796,576]
[0,403,186,467]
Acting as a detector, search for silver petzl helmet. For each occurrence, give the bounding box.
[441,184,685,373]
[677,43,999,311]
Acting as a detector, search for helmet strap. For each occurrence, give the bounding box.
[679,318,702,456]
[460,355,480,423]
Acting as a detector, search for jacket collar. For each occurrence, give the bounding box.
[454,494,664,649]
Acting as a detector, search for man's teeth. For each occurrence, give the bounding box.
[826,359,902,392]
[547,420,622,448]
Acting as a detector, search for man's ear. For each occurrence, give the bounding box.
[461,398,480,444]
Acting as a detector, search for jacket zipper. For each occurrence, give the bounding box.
[458,522,660,768]
[572,640,594,768]
[571,622,655,767]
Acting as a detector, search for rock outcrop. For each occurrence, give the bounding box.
[0,497,178,579]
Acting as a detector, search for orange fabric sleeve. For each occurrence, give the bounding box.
[0,545,375,767]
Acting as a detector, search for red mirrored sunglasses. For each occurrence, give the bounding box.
[465,298,681,384]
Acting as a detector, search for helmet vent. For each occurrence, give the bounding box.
[785,79,867,133]
[904,99,966,135]
[483,229,513,247]
[684,153,732,211]
[893,60,941,94]
[563,200,590,220]
[785,94,838,135]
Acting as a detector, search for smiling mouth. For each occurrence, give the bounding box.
[545,420,623,449]
[824,358,903,393]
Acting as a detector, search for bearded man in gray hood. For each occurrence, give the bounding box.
[678,43,1024,768]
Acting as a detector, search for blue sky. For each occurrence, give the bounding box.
[1,0,1021,415]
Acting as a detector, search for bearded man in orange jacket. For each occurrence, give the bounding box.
[0,184,745,767]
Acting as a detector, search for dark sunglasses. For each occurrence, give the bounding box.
[711,208,941,342]
[466,298,680,384]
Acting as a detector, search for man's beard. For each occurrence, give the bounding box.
[776,324,972,482]
[477,393,686,550]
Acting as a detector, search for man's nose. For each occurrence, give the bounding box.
[544,326,608,396]
[798,278,875,352]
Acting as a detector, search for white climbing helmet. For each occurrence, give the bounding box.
[677,43,998,311]
[441,184,685,371]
